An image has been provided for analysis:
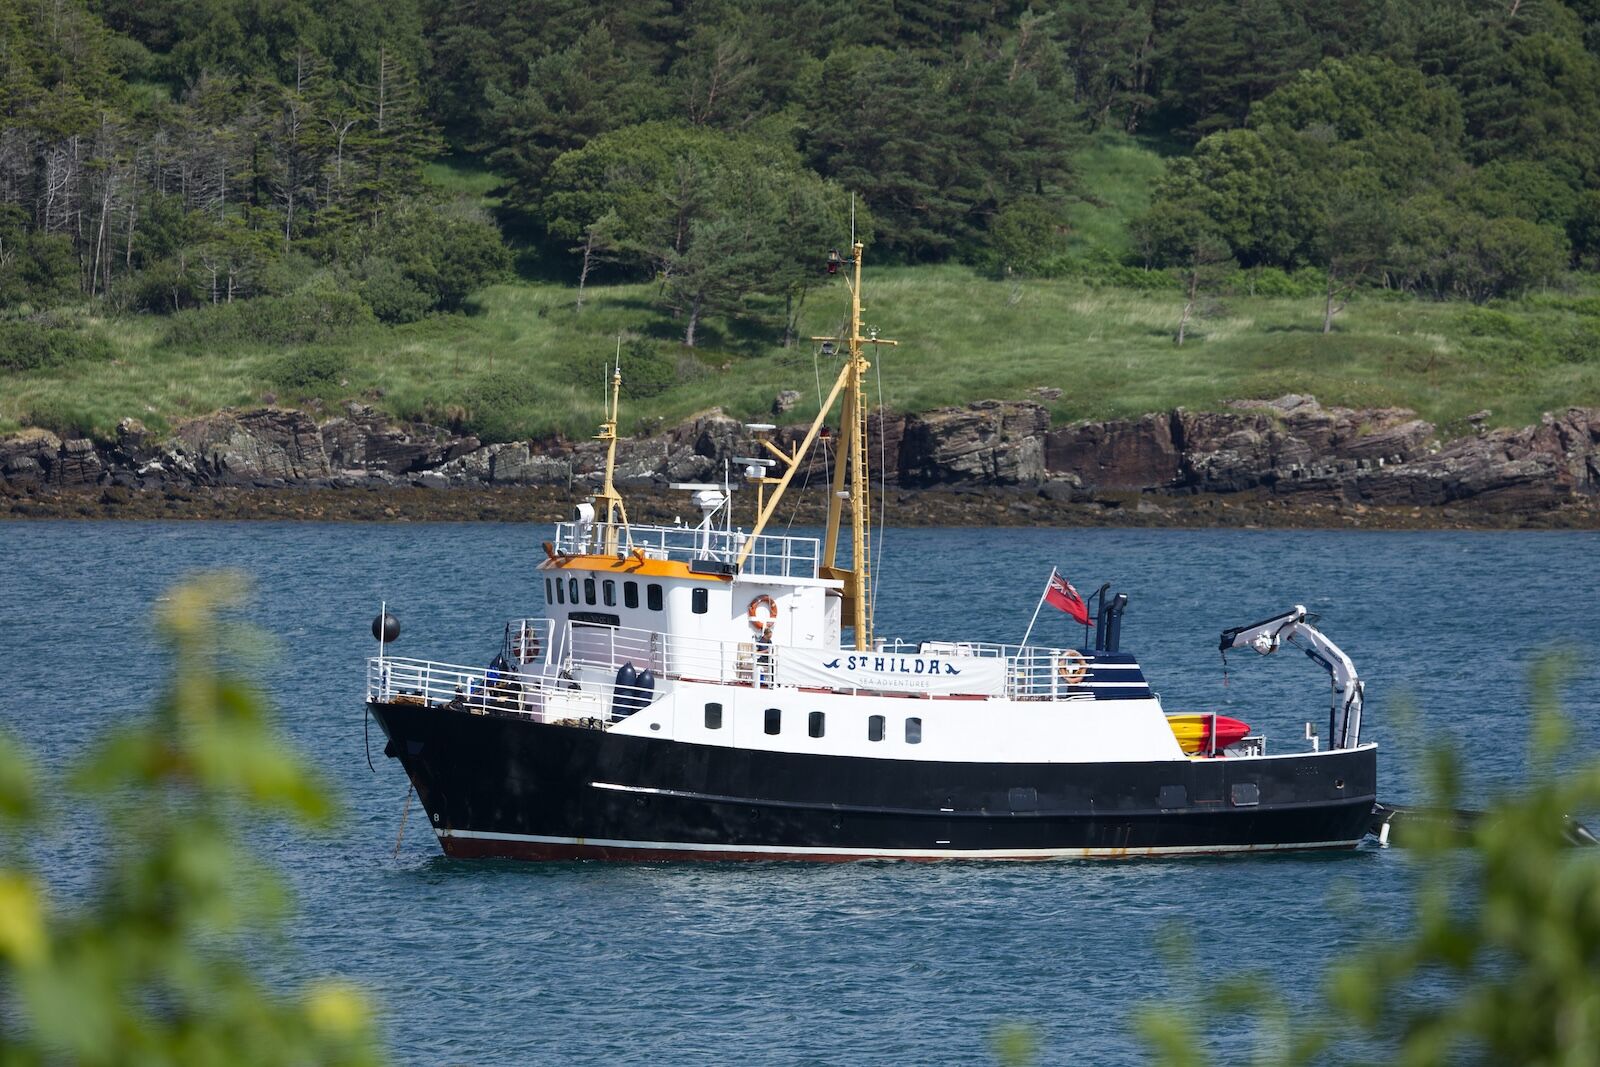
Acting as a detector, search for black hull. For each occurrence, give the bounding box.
[369,701,1378,861]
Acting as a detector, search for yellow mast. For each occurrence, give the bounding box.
[593,358,632,555]
[735,241,895,651]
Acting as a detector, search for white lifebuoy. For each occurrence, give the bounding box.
[1056,650,1088,685]
[748,595,778,638]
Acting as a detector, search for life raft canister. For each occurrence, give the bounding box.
[1056,650,1088,685]
[748,594,779,638]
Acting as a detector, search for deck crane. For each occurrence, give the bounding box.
[1219,605,1363,750]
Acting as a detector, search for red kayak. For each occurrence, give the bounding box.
[1166,714,1251,755]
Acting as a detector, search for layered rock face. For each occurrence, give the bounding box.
[4,395,1599,513]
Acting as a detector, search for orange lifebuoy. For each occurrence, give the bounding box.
[514,630,541,663]
[748,595,778,638]
[1057,650,1088,685]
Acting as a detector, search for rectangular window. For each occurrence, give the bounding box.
[624,581,639,609]
[602,580,616,607]
[868,715,885,742]
[808,711,825,738]
[545,578,553,603]
[764,708,782,735]
[555,578,565,604]
[705,702,723,730]
[584,578,596,605]
[692,588,708,614]
[568,577,579,604]
[905,717,922,744]
[647,583,664,611]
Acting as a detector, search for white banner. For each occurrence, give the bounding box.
[776,648,1007,696]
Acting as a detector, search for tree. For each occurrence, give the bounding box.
[0,574,384,1064]
[481,24,663,223]
[366,197,510,313]
[798,42,1075,261]
[1144,128,1317,268]
[661,166,788,347]
[1053,0,1157,132]
[1135,201,1231,344]
[1153,0,1315,138]
[1251,54,1464,159]
[1313,192,1391,333]
[1388,195,1569,302]
[569,209,625,311]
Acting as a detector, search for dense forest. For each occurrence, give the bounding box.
[5,0,1600,423]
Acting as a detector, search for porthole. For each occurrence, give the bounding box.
[867,715,885,742]
[905,717,922,744]
[705,702,723,730]
[764,708,782,735]
[624,581,639,609]
[808,711,825,738]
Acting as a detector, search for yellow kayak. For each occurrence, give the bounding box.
[1167,713,1250,755]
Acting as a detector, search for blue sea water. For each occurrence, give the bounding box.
[2,520,1599,1064]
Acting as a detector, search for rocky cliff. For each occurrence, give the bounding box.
[5,394,1599,518]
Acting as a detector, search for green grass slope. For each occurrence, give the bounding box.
[7,267,1600,444]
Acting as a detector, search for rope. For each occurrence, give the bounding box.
[871,353,889,615]
[784,343,833,533]
[392,783,415,861]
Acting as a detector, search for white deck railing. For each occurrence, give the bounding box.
[367,656,657,724]
[370,623,1133,717]
[556,623,1102,700]
[552,521,820,579]
[562,621,771,685]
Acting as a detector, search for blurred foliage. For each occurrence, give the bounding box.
[1130,656,1600,1067]
[0,574,384,1065]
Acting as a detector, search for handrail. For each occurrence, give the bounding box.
[553,620,1112,700]
[368,655,657,724]
[552,521,820,579]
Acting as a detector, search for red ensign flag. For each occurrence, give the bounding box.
[1044,569,1092,625]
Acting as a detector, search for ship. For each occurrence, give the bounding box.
[365,242,1378,861]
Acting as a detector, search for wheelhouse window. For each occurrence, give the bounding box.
[868,715,885,742]
[584,578,597,606]
[905,717,923,744]
[808,712,825,738]
[602,580,616,607]
[624,581,639,609]
[545,578,553,603]
[692,588,708,614]
[647,583,664,611]
[568,577,579,604]
[705,702,723,730]
[764,708,782,735]
[555,578,565,604]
